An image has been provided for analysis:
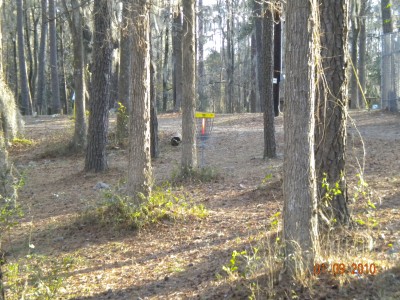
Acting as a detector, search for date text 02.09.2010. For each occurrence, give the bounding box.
[313,263,377,276]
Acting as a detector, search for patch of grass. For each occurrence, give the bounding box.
[4,254,76,300]
[11,138,34,147]
[81,183,208,230]
[171,166,221,184]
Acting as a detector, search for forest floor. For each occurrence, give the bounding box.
[2,110,400,299]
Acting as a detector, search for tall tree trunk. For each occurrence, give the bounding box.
[250,32,257,113]
[16,0,32,115]
[381,0,393,34]
[172,5,182,112]
[381,0,394,110]
[63,0,87,149]
[358,0,367,109]
[150,61,159,159]
[225,0,234,113]
[49,0,61,114]
[262,3,276,159]
[198,0,207,111]
[253,0,262,112]
[283,0,319,276]
[349,0,360,109]
[273,10,281,116]
[36,0,48,114]
[85,0,112,172]
[117,0,131,143]
[31,6,40,107]
[128,0,152,200]
[58,22,68,114]
[23,2,34,99]
[316,0,350,226]
[181,0,197,172]
[162,4,170,112]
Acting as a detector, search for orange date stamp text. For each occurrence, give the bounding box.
[313,262,377,276]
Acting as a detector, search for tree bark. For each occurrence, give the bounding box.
[49,0,61,114]
[63,0,87,149]
[283,0,319,276]
[58,21,68,114]
[250,32,257,113]
[85,0,112,172]
[225,0,234,113]
[128,0,152,200]
[358,0,366,109]
[198,0,207,111]
[316,0,350,226]
[349,0,360,109]
[16,0,32,115]
[381,0,393,34]
[162,4,170,112]
[181,0,197,172]
[172,5,183,112]
[253,0,262,112]
[273,10,281,116]
[262,3,276,159]
[116,0,132,143]
[36,0,48,114]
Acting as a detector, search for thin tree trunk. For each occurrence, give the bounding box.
[58,21,68,114]
[16,0,32,115]
[225,0,234,113]
[128,0,152,199]
[262,3,276,159]
[49,0,61,114]
[85,0,112,172]
[172,5,182,112]
[358,0,367,109]
[36,0,48,114]
[350,0,360,109]
[250,32,257,113]
[283,0,319,276]
[162,4,170,112]
[198,0,207,111]
[31,6,40,106]
[273,10,281,116]
[181,0,197,172]
[254,0,262,112]
[23,3,34,99]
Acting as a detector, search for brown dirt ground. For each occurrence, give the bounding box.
[3,110,400,299]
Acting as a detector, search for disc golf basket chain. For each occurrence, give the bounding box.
[195,112,215,168]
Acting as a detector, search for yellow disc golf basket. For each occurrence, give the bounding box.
[195,112,215,168]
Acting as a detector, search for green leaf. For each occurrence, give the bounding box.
[356,219,365,225]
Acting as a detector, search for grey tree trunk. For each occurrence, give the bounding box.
[262,3,276,159]
[381,0,393,34]
[253,0,262,112]
[49,0,61,114]
[162,5,170,112]
[23,4,34,100]
[36,0,48,114]
[198,0,207,111]
[250,32,257,113]
[172,5,182,112]
[16,0,32,115]
[58,21,68,114]
[283,0,319,276]
[181,0,197,172]
[63,0,87,149]
[150,61,159,159]
[358,0,367,109]
[116,0,132,143]
[128,0,152,200]
[85,0,112,172]
[225,0,234,113]
[349,0,360,109]
[316,0,350,226]
[273,11,281,116]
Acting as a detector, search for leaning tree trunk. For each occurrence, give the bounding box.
[36,0,48,114]
[85,0,112,172]
[316,0,350,226]
[283,0,319,277]
[262,2,276,159]
[16,0,32,115]
[128,0,152,200]
[181,0,197,172]
[49,0,61,114]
